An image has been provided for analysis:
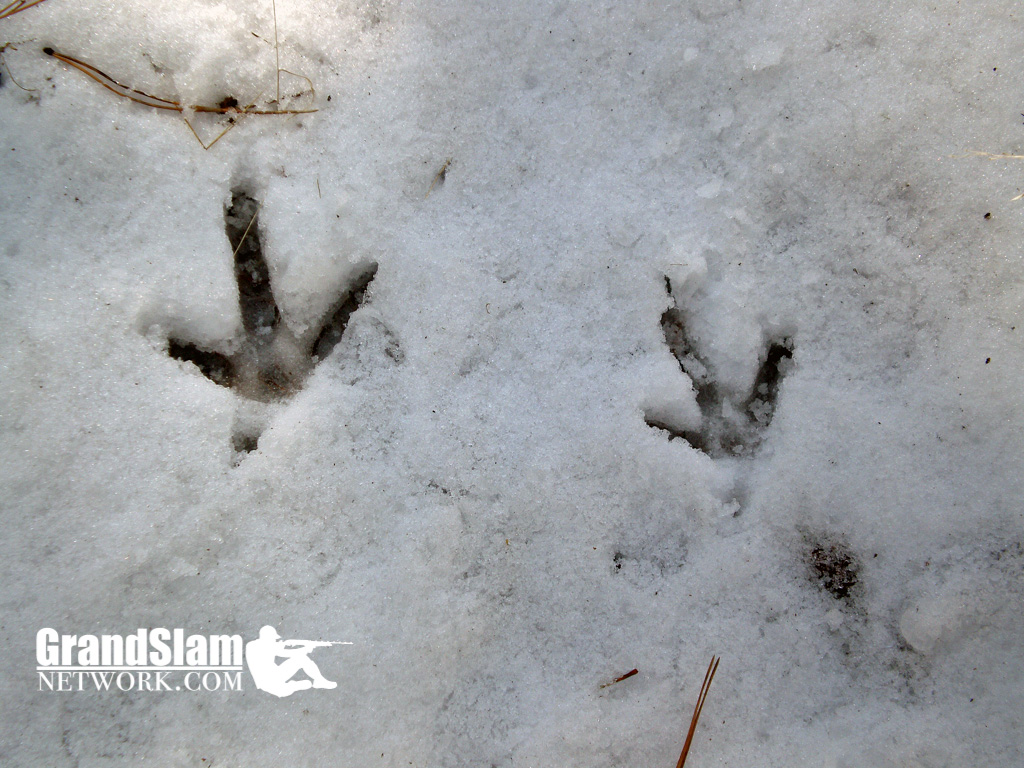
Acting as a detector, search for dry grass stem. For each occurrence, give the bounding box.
[230,200,264,265]
[426,158,452,198]
[956,151,1024,200]
[960,150,1024,160]
[272,0,280,105]
[675,655,720,768]
[1,41,35,90]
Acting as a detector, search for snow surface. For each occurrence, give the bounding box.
[2,0,1023,765]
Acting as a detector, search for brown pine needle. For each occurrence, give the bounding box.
[0,0,48,20]
[675,656,720,768]
[599,668,639,689]
[44,48,316,115]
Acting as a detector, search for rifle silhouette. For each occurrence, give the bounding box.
[281,640,353,649]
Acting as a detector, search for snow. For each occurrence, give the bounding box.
[2,0,1023,765]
